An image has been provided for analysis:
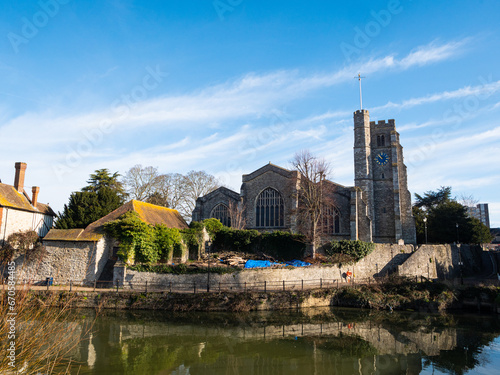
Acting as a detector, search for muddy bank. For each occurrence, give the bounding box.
[10,281,500,313]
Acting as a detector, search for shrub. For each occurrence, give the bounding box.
[0,230,47,264]
[213,228,306,260]
[261,231,306,260]
[324,240,375,263]
[202,218,223,237]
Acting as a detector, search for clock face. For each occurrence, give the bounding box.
[375,152,389,166]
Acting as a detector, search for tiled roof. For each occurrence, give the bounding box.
[44,200,188,242]
[84,200,188,236]
[0,183,55,216]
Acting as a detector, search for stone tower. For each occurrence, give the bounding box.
[353,110,416,244]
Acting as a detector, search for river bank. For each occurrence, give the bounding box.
[13,280,500,313]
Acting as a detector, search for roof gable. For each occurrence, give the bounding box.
[242,163,298,182]
[0,183,55,216]
[45,200,189,242]
[84,200,188,236]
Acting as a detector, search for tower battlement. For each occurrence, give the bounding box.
[369,119,396,127]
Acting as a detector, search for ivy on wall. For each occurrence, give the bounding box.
[103,212,215,265]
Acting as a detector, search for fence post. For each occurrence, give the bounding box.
[264,281,267,293]
[320,278,322,289]
[244,282,247,293]
[93,280,96,292]
[193,282,196,294]
[301,279,304,291]
[169,281,172,293]
[337,279,339,289]
[69,281,72,292]
[219,282,221,293]
[116,281,119,293]
[283,280,285,291]
[145,280,148,293]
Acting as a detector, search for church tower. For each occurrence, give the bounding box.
[353,110,416,244]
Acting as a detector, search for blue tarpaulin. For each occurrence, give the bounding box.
[244,259,311,269]
[245,260,277,269]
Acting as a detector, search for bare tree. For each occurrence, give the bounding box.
[155,173,186,209]
[178,170,221,220]
[290,150,334,258]
[123,165,160,201]
[123,166,221,222]
[460,193,479,208]
[228,201,246,230]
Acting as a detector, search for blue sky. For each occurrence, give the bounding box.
[1,0,500,227]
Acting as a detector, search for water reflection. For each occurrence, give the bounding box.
[63,308,500,374]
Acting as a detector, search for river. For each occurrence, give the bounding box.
[57,308,500,374]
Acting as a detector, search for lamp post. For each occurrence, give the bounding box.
[423,217,428,244]
[206,239,212,293]
[456,223,459,244]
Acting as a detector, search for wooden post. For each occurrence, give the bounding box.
[116,281,119,293]
[69,281,72,292]
[145,281,148,293]
[244,282,247,293]
[283,280,285,291]
[169,281,172,293]
[264,281,267,293]
[193,281,196,294]
[93,280,96,292]
[301,280,304,291]
[219,282,221,293]
[320,278,323,289]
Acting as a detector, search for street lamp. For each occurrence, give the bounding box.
[206,239,212,293]
[456,223,459,244]
[423,217,428,244]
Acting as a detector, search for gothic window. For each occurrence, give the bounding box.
[377,134,386,147]
[323,205,341,235]
[255,188,284,228]
[211,204,231,227]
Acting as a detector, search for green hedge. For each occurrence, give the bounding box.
[213,227,306,261]
[324,240,375,262]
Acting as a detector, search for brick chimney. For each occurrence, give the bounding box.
[14,162,27,192]
[32,186,40,208]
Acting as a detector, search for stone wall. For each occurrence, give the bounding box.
[13,237,113,284]
[398,244,483,279]
[116,244,418,289]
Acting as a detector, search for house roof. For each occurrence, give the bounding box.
[0,183,55,216]
[44,200,188,242]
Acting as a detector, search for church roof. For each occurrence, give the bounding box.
[196,186,240,202]
[242,162,298,182]
[44,200,188,242]
[0,183,55,216]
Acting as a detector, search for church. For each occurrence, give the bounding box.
[192,109,417,245]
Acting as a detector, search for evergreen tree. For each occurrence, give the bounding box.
[82,168,126,199]
[56,169,124,229]
[414,187,493,244]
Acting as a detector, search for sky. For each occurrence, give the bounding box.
[0,0,499,227]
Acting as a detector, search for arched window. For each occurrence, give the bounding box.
[255,188,284,228]
[377,134,386,147]
[323,205,341,235]
[211,204,231,227]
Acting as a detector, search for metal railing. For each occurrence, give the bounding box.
[4,276,388,294]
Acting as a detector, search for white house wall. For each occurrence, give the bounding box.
[0,207,53,243]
